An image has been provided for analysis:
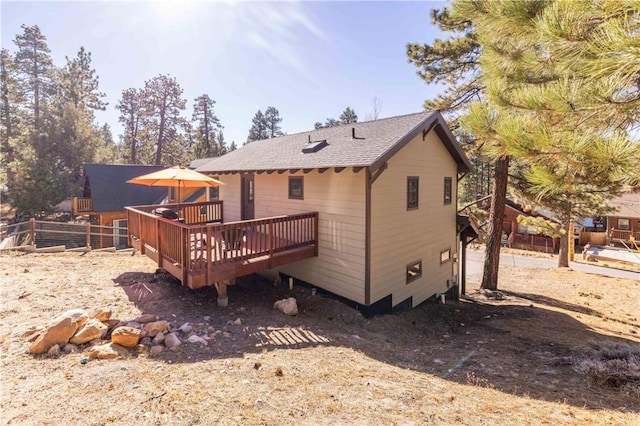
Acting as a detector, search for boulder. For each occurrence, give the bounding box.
[69,319,108,345]
[144,320,169,337]
[84,342,128,359]
[29,317,78,355]
[186,335,208,345]
[273,297,298,316]
[179,323,193,334]
[111,326,141,348]
[63,343,79,354]
[105,319,122,331]
[14,326,41,339]
[152,332,165,345]
[50,309,88,329]
[47,344,61,357]
[149,345,164,357]
[135,344,148,354]
[164,332,182,349]
[90,307,112,322]
[134,314,158,324]
[126,321,143,330]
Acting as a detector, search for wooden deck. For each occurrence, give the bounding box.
[609,229,640,250]
[126,202,318,294]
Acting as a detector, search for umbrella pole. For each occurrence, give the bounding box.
[177,182,181,217]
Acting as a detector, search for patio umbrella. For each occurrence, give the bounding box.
[126,165,224,211]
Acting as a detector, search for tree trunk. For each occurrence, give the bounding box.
[155,112,165,165]
[480,156,509,290]
[557,219,570,268]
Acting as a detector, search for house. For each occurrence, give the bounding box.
[185,111,473,314]
[72,164,167,247]
[501,198,559,254]
[580,191,640,248]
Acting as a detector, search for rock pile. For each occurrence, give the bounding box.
[21,309,216,360]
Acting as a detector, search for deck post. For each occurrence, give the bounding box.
[314,213,319,256]
[29,218,36,249]
[214,281,228,307]
[86,223,91,249]
[155,218,162,267]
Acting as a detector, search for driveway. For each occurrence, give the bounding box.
[464,249,640,281]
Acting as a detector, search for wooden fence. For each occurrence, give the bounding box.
[0,219,129,252]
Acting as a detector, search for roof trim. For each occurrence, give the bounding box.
[370,111,472,174]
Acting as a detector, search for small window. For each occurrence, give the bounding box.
[208,177,220,201]
[618,218,630,230]
[406,260,422,284]
[169,187,176,202]
[289,176,303,200]
[440,248,451,264]
[407,177,419,210]
[444,177,452,205]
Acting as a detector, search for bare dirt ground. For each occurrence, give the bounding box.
[0,251,638,425]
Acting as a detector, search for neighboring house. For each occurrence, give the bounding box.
[192,111,473,314]
[72,164,167,246]
[580,191,640,248]
[502,198,559,254]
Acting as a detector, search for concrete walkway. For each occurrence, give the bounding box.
[585,245,640,265]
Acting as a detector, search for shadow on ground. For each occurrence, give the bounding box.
[112,270,640,413]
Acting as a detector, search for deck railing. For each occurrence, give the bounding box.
[72,197,93,215]
[511,233,558,253]
[610,229,640,242]
[126,202,318,288]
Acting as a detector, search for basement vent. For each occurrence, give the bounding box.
[302,139,328,153]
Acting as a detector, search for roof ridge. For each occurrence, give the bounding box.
[249,110,436,143]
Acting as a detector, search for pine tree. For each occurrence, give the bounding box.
[141,75,187,165]
[57,47,107,114]
[264,106,284,138]
[0,48,21,189]
[192,94,223,157]
[459,0,640,269]
[246,110,268,143]
[116,88,143,164]
[13,25,55,134]
[339,107,358,124]
[407,7,481,124]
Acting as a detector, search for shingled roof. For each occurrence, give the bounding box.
[607,191,640,218]
[196,111,472,174]
[83,164,167,213]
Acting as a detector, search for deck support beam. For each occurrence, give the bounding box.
[214,280,229,307]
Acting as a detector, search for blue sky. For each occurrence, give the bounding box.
[1,1,448,147]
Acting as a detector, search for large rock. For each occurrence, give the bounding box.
[134,314,158,324]
[29,317,78,355]
[47,344,61,357]
[111,326,141,348]
[90,307,112,322]
[164,332,182,349]
[69,319,108,345]
[149,345,164,357]
[144,320,169,337]
[84,342,128,359]
[273,297,298,316]
[186,335,207,345]
[49,309,88,329]
[152,332,165,345]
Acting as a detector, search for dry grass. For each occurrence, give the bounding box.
[574,342,640,395]
[0,251,639,425]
